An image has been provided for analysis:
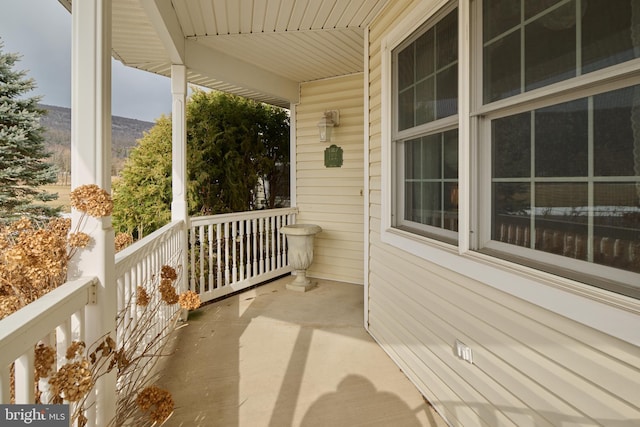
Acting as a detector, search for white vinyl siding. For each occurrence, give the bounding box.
[295,74,365,285]
[367,0,640,425]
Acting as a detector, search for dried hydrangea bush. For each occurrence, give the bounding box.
[104,261,202,427]
[0,217,70,319]
[0,184,202,426]
[0,184,121,320]
[14,260,201,426]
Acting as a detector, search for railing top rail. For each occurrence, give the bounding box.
[0,276,96,368]
[114,220,185,276]
[189,207,298,227]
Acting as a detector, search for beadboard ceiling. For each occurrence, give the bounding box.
[72,0,390,107]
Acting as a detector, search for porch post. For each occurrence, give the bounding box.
[70,0,116,424]
[171,65,189,297]
[171,64,188,223]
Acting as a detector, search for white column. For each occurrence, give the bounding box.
[70,0,116,425]
[171,64,188,223]
[171,65,189,300]
[289,103,297,208]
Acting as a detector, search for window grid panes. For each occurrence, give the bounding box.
[397,8,458,131]
[491,86,640,275]
[402,130,459,233]
[483,0,640,104]
[393,5,459,241]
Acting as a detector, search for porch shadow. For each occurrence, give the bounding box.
[298,374,423,427]
[155,276,444,426]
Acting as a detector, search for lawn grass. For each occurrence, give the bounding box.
[42,184,72,213]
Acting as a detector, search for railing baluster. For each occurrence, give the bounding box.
[216,224,223,287]
[239,220,246,281]
[252,218,258,275]
[199,225,206,291]
[232,221,238,283]
[224,222,231,286]
[38,333,56,404]
[270,216,276,271]
[73,311,84,347]
[259,218,265,274]
[14,350,35,403]
[190,226,196,292]
[245,219,251,278]
[0,364,11,404]
[56,321,71,369]
[126,270,135,345]
[208,224,214,291]
[263,217,270,273]
[276,215,282,268]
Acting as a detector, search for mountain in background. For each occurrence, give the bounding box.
[39,104,155,178]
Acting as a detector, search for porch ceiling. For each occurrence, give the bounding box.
[83,0,389,108]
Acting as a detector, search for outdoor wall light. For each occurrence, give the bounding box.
[317,110,339,142]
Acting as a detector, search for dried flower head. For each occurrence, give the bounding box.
[114,232,133,252]
[1,225,68,300]
[0,296,22,321]
[68,232,91,248]
[66,341,86,361]
[48,359,93,402]
[8,217,33,232]
[178,291,202,310]
[35,343,56,379]
[46,217,71,236]
[136,385,174,424]
[159,279,179,304]
[0,216,72,321]
[136,286,150,307]
[70,184,113,217]
[160,265,177,281]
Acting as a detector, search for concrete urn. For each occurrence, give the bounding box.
[280,224,322,292]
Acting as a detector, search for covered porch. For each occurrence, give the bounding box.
[157,276,446,427]
[1,206,448,426]
[0,1,391,423]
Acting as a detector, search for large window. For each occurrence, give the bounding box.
[480,0,640,297]
[392,4,458,242]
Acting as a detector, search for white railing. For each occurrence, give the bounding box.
[0,276,96,404]
[0,209,296,425]
[189,207,298,302]
[114,220,185,353]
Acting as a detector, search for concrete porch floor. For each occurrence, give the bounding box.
[156,276,448,427]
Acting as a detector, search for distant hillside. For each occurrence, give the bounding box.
[39,104,155,179]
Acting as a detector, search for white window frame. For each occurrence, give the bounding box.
[378,0,640,347]
[381,0,460,253]
[476,83,640,291]
[474,1,640,297]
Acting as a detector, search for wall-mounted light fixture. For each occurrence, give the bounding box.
[317,110,339,142]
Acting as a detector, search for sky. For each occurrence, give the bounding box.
[0,0,172,122]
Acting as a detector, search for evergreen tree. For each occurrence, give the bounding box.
[254,103,290,208]
[0,41,58,222]
[112,116,173,238]
[113,90,290,238]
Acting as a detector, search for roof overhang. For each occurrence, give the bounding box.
[62,0,390,108]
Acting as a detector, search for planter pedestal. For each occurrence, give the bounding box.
[280,224,322,292]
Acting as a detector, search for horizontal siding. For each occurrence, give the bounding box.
[296,74,365,285]
[366,0,640,426]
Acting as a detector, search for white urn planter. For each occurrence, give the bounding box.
[280,224,322,292]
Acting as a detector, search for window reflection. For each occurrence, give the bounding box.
[491,86,640,273]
